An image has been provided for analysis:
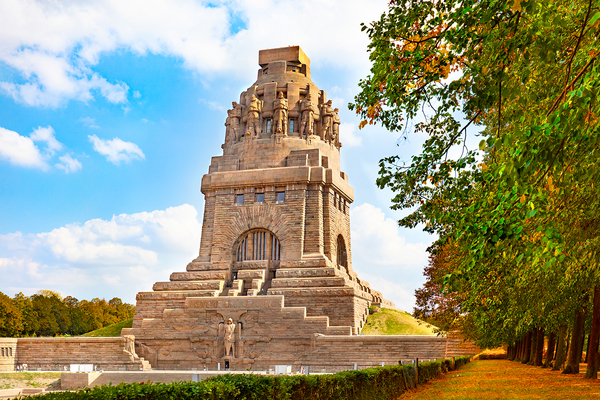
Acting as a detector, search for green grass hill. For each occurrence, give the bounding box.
[80,319,133,337]
[361,307,437,335]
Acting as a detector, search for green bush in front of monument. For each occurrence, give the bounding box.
[33,357,471,399]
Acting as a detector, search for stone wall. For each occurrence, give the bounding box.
[0,338,17,371]
[14,337,149,371]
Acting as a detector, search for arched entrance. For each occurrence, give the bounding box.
[230,229,282,296]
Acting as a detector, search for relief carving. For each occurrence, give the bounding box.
[123,335,140,362]
[224,318,236,357]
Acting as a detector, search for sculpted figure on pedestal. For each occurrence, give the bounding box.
[300,93,318,137]
[245,95,262,138]
[320,100,334,142]
[273,91,288,136]
[332,107,341,147]
[224,318,236,357]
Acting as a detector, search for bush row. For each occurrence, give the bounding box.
[37,356,471,400]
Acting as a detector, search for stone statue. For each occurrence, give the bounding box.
[320,100,334,142]
[224,109,235,146]
[230,101,242,141]
[300,93,318,137]
[273,91,288,136]
[224,318,236,357]
[245,95,262,138]
[123,335,140,362]
[332,107,341,147]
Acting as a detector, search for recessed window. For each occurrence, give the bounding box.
[266,119,272,133]
[289,119,295,133]
[276,191,285,202]
[236,194,244,204]
[256,193,264,203]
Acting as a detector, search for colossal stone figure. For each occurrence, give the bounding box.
[224,318,236,357]
[273,91,288,136]
[245,95,262,138]
[230,101,242,142]
[224,110,235,146]
[332,107,341,147]
[321,100,334,142]
[300,93,318,137]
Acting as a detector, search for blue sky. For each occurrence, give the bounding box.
[0,0,436,312]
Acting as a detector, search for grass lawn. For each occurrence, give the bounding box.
[0,372,61,390]
[402,359,600,399]
[362,308,436,335]
[80,318,133,337]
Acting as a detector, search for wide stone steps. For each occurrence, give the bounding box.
[275,267,338,278]
[270,277,346,288]
[170,271,227,281]
[186,262,229,271]
[153,280,223,292]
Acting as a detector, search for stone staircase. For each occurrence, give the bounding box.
[145,255,390,333]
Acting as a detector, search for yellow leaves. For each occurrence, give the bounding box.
[358,120,368,130]
[511,0,522,13]
[546,176,554,193]
[520,194,526,204]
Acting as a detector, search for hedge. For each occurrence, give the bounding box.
[36,356,471,400]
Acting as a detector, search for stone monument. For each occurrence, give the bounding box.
[0,47,481,374]
[121,46,396,370]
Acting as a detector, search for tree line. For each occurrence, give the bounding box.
[0,290,135,337]
[351,0,600,379]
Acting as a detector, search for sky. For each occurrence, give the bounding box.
[0,0,438,312]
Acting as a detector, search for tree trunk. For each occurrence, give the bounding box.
[585,285,600,379]
[522,331,532,364]
[563,308,586,374]
[534,328,544,366]
[528,328,538,365]
[553,325,568,371]
[544,331,556,368]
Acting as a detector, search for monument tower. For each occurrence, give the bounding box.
[123,46,395,370]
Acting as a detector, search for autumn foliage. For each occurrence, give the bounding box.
[0,290,134,337]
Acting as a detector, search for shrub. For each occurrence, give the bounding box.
[36,357,472,399]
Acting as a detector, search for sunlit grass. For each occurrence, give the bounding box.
[80,318,133,337]
[402,360,600,399]
[362,308,436,335]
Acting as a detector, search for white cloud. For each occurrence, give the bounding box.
[89,134,145,165]
[0,0,388,107]
[340,122,362,147]
[0,204,202,302]
[133,91,141,99]
[30,126,63,154]
[55,154,82,173]
[199,98,226,112]
[80,117,99,128]
[350,203,431,311]
[0,126,49,170]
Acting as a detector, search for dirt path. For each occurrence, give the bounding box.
[403,360,600,399]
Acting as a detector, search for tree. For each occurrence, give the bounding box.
[352,0,600,376]
[0,292,22,337]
